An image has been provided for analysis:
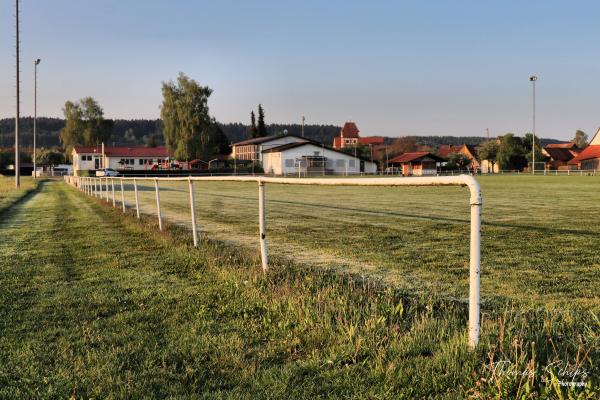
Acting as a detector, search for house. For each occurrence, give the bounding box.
[438,144,481,172]
[72,145,171,174]
[262,142,377,175]
[332,122,385,149]
[568,129,600,170]
[230,135,310,164]
[388,152,445,176]
[542,142,581,170]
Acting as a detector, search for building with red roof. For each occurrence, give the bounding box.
[566,129,600,170]
[332,122,385,150]
[542,142,581,170]
[72,145,171,173]
[388,152,444,176]
[437,144,481,172]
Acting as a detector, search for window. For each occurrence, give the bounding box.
[139,159,144,165]
[336,159,345,167]
[349,159,356,168]
[285,159,294,168]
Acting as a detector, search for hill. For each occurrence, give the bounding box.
[0,117,568,151]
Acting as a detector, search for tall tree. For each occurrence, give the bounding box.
[160,73,230,160]
[496,133,527,170]
[59,97,112,150]
[257,104,267,137]
[248,111,258,138]
[572,130,588,148]
[523,133,547,163]
[477,140,499,172]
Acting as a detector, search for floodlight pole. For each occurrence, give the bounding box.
[529,75,538,175]
[33,59,41,179]
[15,0,20,188]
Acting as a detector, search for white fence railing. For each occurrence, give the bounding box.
[65,174,483,349]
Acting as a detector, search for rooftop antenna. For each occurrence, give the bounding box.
[14,0,21,187]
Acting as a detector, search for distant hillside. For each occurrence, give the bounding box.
[0,117,569,151]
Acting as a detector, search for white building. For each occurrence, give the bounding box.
[231,135,310,163]
[262,142,377,175]
[72,146,171,174]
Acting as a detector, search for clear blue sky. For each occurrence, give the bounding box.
[1,0,599,139]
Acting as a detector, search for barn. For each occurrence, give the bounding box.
[388,152,444,176]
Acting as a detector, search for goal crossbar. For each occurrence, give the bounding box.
[66,174,483,348]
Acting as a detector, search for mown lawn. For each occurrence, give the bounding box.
[126,175,600,309]
[0,175,38,213]
[0,180,597,398]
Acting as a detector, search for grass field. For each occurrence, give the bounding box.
[0,177,598,398]
[124,175,600,309]
[0,175,38,213]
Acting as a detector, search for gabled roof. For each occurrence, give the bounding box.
[545,142,577,149]
[231,134,310,147]
[389,152,445,163]
[262,141,375,163]
[358,136,385,145]
[544,147,578,162]
[437,144,478,159]
[73,146,169,157]
[568,145,600,164]
[340,122,360,138]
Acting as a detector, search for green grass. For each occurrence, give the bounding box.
[0,175,38,213]
[125,175,600,309]
[0,179,597,398]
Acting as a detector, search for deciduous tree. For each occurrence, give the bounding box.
[572,130,588,148]
[59,97,113,150]
[160,73,230,160]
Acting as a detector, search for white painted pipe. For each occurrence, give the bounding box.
[111,179,116,208]
[258,181,268,272]
[85,174,482,347]
[133,178,140,219]
[120,177,126,212]
[105,177,109,202]
[154,178,163,231]
[188,179,199,247]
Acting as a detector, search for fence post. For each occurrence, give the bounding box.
[188,178,199,247]
[154,178,163,231]
[111,179,116,208]
[105,177,110,202]
[258,181,268,272]
[120,178,126,212]
[133,178,140,219]
[466,177,482,349]
[95,178,99,197]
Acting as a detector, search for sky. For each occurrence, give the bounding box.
[1,0,599,140]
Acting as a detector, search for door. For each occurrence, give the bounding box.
[94,157,100,170]
[360,160,365,173]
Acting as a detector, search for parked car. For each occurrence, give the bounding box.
[95,168,119,177]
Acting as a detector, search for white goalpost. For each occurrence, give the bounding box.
[66,174,483,348]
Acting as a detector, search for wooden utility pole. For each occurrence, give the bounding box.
[15,0,21,187]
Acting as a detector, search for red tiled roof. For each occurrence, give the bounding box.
[358,136,384,145]
[389,152,444,163]
[437,144,478,160]
[73,146,169,157]
[437,145,462,159]
[341,122,360,138]
[544,147,577,162]
[546,142,577,149]
[568,145,600,164]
